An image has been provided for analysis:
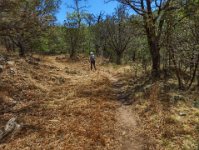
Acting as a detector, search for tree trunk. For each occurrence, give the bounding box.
[4,38,11,52]
[168,49,171,67]
[152,49,160,77]
[144,23,161,78]
[70,48,76,59]
[188,54,199,89]
[142,58,147,74]
[116,52,122,65]
[170,48,183,89]
[148,38,161,78]
[132,51,136,61]
[18,42,25,57]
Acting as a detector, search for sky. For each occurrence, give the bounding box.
[55,0,119,24]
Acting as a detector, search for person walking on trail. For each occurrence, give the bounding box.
[90,52,96,71]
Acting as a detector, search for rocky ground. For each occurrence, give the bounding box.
[0,54,198,150]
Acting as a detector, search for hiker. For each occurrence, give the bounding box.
[90,51,96,71]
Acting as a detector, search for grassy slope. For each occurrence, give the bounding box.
[0,54,198,149]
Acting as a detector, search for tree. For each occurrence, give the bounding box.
[185,0,199,88]
[105,5,132,65]
[161,0,199,89]
[114,0,173,77]
[83,13,95,53]
[65,0,86,59]
[91,12,108,57]
[0,0,60,56]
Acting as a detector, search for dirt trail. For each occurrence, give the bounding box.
[47,56,143,150]
[116,106,143,150]
[0,56,143,150]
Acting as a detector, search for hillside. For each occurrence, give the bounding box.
[0,54,198,150]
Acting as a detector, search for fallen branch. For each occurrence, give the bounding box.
[0,117,21,141]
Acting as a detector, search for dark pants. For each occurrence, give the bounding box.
[91,60,96,70]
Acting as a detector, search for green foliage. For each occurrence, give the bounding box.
[0,0,61,56]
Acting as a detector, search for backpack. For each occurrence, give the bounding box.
[90,54,95,62]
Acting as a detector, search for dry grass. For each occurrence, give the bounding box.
[134,83,199,150]
[0,55,124,150]
[0,53,198,150]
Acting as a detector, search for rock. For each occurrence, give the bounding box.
[7,61,15,66]
[122,131,126,135]
[12,123,21,136]
[0,55,7,64]
[12,100,17,104]
[5,117,17,133]
[9,68,15,74]
[49,120,59,122]
[28,60,39,65]
[179,112,186,116]
[0,118,21,141]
